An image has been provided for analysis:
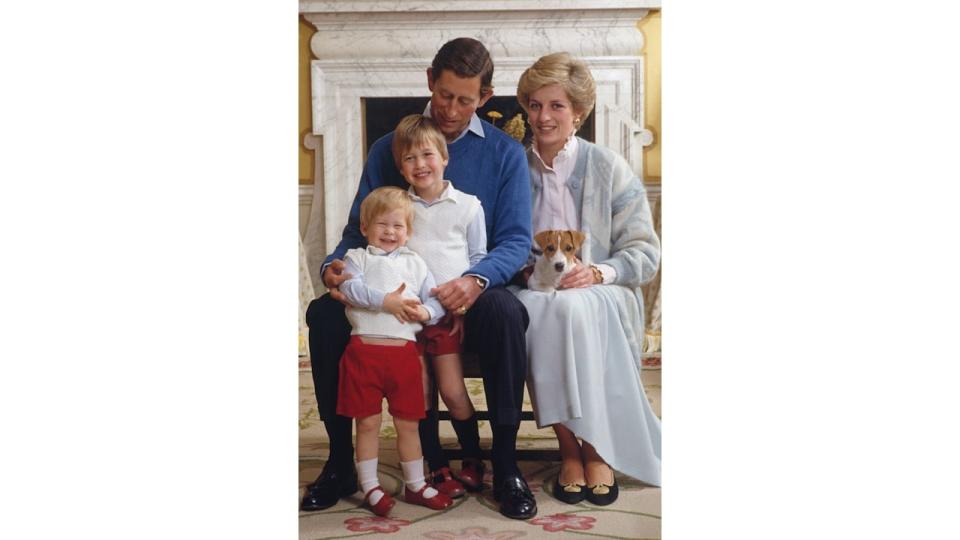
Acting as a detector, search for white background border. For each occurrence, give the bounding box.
[3,1,960,538]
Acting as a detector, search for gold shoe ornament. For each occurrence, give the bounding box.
[588,483,611,495]
[560,482,584,493]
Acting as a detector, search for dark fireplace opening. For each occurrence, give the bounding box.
[363,96,595,157]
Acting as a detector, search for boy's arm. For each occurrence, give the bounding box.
[418,269,445,325]
[465,204,488,268]
[338,252,387,310]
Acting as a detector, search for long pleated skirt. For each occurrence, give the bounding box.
[511,284,661,486]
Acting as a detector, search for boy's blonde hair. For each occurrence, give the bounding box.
[391,114,449,169]
[360,186,415,232]
[516,52,596,121]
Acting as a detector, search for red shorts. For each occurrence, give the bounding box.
[417,317,463,357]
[336,336,425,420]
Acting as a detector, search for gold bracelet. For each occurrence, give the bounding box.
[589,265,603,284]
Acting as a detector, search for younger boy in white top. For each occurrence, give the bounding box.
[336,186,453,516]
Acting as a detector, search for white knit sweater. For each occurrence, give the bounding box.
[342,246,431,341]
[406,183,483,285]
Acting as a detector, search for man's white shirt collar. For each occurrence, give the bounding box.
[422,104,485,143]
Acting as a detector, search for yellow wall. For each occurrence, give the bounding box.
[299,17,314,185]
[299,13,661,185]
[639,10,661,183]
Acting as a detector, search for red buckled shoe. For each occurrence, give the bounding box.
[404,484,453,510]
[427,467,465,498]
[363,486,395,517]
[456,458,486,492]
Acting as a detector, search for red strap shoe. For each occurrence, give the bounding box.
[427,467,465,498]
[404,484,453,510]
[456,458,486,492]
[363,486,395,516]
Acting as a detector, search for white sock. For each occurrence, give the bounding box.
[357,458,383,505]
[401,458,437,498]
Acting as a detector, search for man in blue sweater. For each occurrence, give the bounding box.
[300,38,536,520]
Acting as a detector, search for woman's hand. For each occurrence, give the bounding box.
[558,261,600,289]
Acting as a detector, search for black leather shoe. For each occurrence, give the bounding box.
[585,476,619,506]
[300,463,358,512]
[493,474,537,519]
[553,479,587,504]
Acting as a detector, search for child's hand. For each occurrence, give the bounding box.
[403,302,430,323]
[383,283,411,322]
[448,314,465,344]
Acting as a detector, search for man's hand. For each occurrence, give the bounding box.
[430,276,483,314]
[322,259,354,305]
[558,262,597,290]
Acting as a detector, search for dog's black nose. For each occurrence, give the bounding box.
[554,262,565,272]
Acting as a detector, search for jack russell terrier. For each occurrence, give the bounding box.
[527,229,587,292]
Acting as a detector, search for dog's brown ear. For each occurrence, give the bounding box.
[533,230,555,249]
[570,230,586,249]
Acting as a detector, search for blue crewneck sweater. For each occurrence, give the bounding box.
[324,118,532,288]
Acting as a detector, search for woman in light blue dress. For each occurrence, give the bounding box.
[512,53,661,505]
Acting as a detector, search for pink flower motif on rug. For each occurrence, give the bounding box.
[343,516,411,533]
[530,513,597,533]
[424,526,525,540]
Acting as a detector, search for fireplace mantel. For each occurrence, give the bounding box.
[299,0,659,293]
[301,1,659,61]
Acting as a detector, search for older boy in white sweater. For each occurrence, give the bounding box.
[391,114,487,498]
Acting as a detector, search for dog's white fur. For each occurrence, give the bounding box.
[527,230,587,292]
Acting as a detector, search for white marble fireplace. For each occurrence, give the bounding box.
[299,0,660,294]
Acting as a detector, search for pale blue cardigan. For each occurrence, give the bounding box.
[527,137,661,365]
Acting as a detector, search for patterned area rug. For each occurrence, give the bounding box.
[299,362,661,539]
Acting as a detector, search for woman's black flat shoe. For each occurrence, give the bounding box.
[585,477,619,506]
[553,480,587,504]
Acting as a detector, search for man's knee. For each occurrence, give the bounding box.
[470,287,529,330]
[306,293,345,329]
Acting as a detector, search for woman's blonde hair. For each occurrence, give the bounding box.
[360,186,415,232]
[516,52,596,121]
[391,114,449,169]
